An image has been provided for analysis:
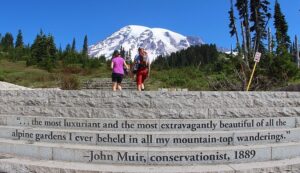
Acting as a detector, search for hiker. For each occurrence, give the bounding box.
[124,52,131,77]
[111,50,129,91]
[133,47,150,91]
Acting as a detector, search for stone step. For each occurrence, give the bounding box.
[83,85,136,88]
[0,91,299,100]
[83,85,137,88]
[0,125,299,147]
[0,96,299,109]
[82,87,137,90]
[0,105,300,118]
[83,78,135,82]
[1,153,300,173]
[82,82,136,86]
[0,138,300,165]
[83,81,136,83]
[77,78,137,90]
[0,115,297,132]
[83,82,136,85]
[83,80,136,83]
[83,83,136,86]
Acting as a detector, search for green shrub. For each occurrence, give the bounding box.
[60,75,80,90]
[62,65,84,74]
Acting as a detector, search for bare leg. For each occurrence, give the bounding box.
[112,82,117,91]
[137,84,142,91]
[141,83,145,91]
[117,84,122,91]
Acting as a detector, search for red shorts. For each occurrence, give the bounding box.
[136,68,148,85]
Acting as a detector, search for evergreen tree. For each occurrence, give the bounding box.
[235,0,251,62]
[228,0,275,90]
[65,44,71,53]
[12,30,25,61]
[43,34,57,70]
[291,41,295,55]
[120,46,125,58]
[261,1,298,82]
[1,32,14,51]
[0,33,2,49]
[59,45,63,54]
[71,38,76,52]
[29,31,57,70]
[62,43,79,65]
[82,35,88,56]
[15,29,24,48]
[250,0,271,53]
[46,35,57,57]
[229,0,241,52]
[57,44,63,60]
[62,44,72,61]
[267,27,273,53]
[274,0,290,55]
[30,33,43,65]
[296,35,300,68]
[152,44,218,69]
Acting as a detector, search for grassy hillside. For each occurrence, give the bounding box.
[0,57,299,91]
[0,58,213,90]
[0,59,111,88]
[147,67,209,91]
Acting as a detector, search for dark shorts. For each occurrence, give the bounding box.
[112,73,123,84]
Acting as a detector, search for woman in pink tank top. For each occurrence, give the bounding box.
[111,50,128,91]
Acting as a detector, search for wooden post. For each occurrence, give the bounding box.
[246,62,258,91]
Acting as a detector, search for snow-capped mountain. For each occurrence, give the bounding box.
[88,25,204,62]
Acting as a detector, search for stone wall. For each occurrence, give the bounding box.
[0,90,299,118]
[0,90,300,173]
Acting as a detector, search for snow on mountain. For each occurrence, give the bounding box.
[88,25,204,62]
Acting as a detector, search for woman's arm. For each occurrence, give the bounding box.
[147,62,151,78]
[124,61,129,70]
[111,61,114,69]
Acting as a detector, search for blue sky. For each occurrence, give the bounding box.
[0,0,299,50]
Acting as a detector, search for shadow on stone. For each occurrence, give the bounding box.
[275,84,300,91]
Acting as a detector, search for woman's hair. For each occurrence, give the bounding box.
[112,50,120,58]
[138,47,144,52]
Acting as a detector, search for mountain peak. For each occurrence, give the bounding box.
[124,25,150,30]
[89,25,204,61]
